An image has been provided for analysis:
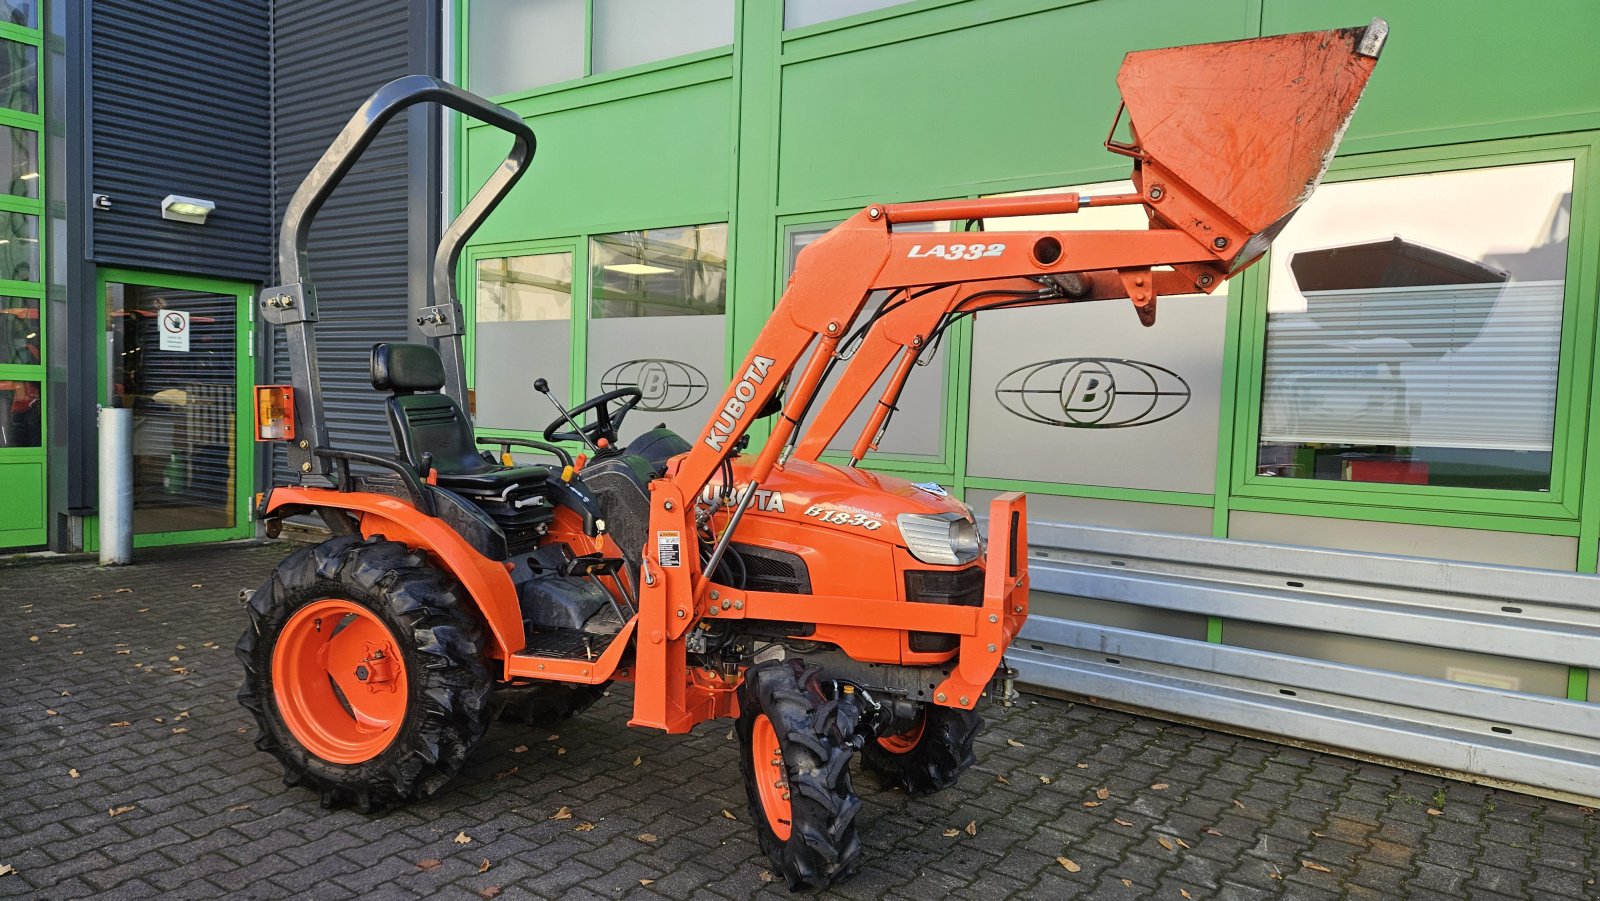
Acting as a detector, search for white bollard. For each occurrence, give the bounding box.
[98,406,134,565]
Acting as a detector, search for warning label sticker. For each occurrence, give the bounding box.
[656,531,681,568]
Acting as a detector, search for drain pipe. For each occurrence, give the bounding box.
[98,406,133,565]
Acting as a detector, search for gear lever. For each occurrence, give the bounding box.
[534,378,599,454]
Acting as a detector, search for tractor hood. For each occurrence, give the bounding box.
[721,456,972,545]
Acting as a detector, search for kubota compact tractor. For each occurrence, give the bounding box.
[237,21,1386,889]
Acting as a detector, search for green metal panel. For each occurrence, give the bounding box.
[774,0,1251,210]
[1262,0,1600,153]
[0,457,45,546]
[464,61,735,246]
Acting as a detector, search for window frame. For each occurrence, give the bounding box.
[1228,134,1600,524]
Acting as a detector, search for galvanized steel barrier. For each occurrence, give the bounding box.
[1002,523,1600,802]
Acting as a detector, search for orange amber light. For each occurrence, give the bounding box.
[254,385,295,441]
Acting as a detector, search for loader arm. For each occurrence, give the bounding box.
[632,21,1385,732]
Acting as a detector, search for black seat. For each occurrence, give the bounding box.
[371,343,555,546]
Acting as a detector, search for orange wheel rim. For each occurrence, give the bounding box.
[272,599,408,764]
[751,714,792,840]
[876,712,926,754]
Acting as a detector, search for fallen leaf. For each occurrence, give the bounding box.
[235,727,248,734]
[1176,838,1191,849]
[115,650,130,655]
[1114,818,1133,827]
[154,717,165,724]
[942,828,960,837]
[115,588,133,594]
[1076,763,1089,769]
[964,820,978,836]
[632,756,642,766]
[191,584,203,589]
[168,656,180,663]
[175,645,186,650]
[1056,857,1080,873]
[454,831,472,845]
[1095,787,1109,800]
[478,887,501,900]
[556,747,567,756]
[1232,799,1246,809]
[550,806,573,820]
[1151,783,1170,791]
[1426,808,1443,817]
[109,805,135,817]
[638,833,658,843]
[1204,828,1223,836]
[759,870,776,884]
[1158,836,1175,851]
[1302,861,1332,873]
[68,768,79,779]
[478,858,491,874]
[722,809,737,820]
[227,804,251,812]
[60,691,70,697]
[547,733,560,742]
[1006,738,1024,748]
[137,609,149,614]
[494,767,519,780]
[1083,802,1101,808]
[1181,890,1193,900]
[56,623,76,629]
[1576,805,1595,814]
[416,859,441,871]
[0,864,13,877]
[45,709,57,717]
[574,822,595,832]
[175,710,189,720]
[1039,775,1053,785]
[725,728,735,741]
[995,775,1010,785]
[28,636,36,642]
[171,727,188,735]
[1121,879,1133,888]
[639,879,655,886]
[511,745,528,754]
[110,721,130,728]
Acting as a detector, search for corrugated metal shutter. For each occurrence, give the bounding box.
[269,0,427,478]
[88,1,272,283]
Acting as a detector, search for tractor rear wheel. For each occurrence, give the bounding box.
[491,681,609,725]
[862,704,982,795]
[236,534,491,812]
[736,659,863,890]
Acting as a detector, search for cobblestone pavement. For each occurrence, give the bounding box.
[2,541,1596,900]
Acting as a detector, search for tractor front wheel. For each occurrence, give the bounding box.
[236,534,491,811]
[862,704,982,795]
[736,660,863,890]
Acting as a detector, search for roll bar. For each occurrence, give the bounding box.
[261,75,536,481]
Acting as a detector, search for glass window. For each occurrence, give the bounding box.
[592,0,733,74]
[0,209,37,281]
[785,0,910,30]
[0,2,35,30]
[587,223,727,441]
[785,220,949,460]
[468,0,585,97]
[0,377,38,447]
[0,294,37,365]
[474,252,574,430]
[0,123,36,198]
[0,38,33,114]
[1256,161,1573,492]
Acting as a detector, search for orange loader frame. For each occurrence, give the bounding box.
[259,20,1385,735]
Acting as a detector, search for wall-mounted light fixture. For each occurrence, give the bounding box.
[160,194,215,225]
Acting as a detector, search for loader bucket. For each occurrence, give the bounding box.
[1114,19,1387,270]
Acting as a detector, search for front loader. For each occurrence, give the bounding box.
[237,21,1386,890]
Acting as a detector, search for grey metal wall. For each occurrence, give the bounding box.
[87,0,272,282]
[268,0,440,475]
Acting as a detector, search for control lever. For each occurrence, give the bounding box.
[534,377,599,454]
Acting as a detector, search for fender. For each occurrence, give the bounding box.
[265,486,526,668]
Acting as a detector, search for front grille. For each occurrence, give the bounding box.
[906,565,985,652]
[731,543,811,594]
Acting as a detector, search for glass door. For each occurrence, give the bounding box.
[99,269,253,546]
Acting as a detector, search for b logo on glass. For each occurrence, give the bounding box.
[600,359,710,412]
[995,358,1190,428]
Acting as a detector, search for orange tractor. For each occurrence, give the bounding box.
[238,22,1385,889]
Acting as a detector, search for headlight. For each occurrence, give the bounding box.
[897,512,983,566]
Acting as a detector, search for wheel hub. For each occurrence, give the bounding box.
[751,714,793,840]
[273,598,409,764]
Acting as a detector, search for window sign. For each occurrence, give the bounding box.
[474,252,574,431]
[1256,161,1572,492]
[967,182,1228,494]
[592,0,734,74]
[468,0,585,97]
[587,223,727,442]
[785,0,910,30]
[786,220,949,460]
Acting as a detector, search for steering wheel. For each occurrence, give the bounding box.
[542,386,643,448]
